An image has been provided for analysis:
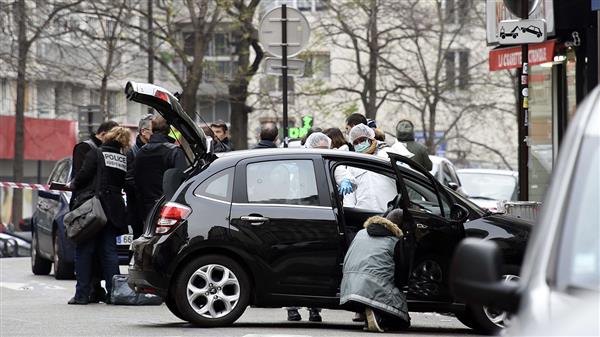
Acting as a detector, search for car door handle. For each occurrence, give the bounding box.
[240,216,269,223]
[416,223,428,229]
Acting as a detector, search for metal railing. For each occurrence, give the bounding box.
[501,201,543,222]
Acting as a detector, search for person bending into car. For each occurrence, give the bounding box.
[340,209,411,332]
[134,115,188,220]
[68,127,132,305]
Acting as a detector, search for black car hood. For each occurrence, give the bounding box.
[124,81,209,161]
[465,213,532,240]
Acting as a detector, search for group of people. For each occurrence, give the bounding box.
[251,113,428,331]
[65,110,426,332]
[67,114,186,305]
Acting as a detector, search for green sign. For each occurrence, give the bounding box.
[289,115,313,139]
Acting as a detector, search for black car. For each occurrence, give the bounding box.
[31,157,133,279]
[125,82,531,334]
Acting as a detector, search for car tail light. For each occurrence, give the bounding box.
[154,90,169,103]
[155,202,191,235]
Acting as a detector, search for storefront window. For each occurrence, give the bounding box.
[528,64,554,202]
[566,49,577,122]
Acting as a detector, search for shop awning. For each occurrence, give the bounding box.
[0,116,77,161]
[489,40,556,71]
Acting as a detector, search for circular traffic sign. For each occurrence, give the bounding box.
[258,6,310,58]
[503,0,541,19]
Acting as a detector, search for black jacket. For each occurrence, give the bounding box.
[221,137,234,151]
[125,135,146,233]
[133,133,187,219]
[213,140,231,153]
[404,141,433,171]
[71,140,128,235]
[254,140,277,149]
[69,136,102,210]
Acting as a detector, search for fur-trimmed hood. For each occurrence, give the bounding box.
[363,216,403,238]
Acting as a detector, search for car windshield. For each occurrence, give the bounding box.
[458,172,517,200]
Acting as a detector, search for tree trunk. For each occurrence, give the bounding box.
[365,0,378,120]
[12,0,27,228]
[229,82,249,150]
[99,75,108,120]
[427,105,437,154]
[181,78,200,120]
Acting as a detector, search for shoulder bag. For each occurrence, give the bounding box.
[64,149,107,244]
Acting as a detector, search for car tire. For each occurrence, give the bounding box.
[53,231,74,280]
[165,292,186,321]
[31,228,51,275]
[457,267,520,335]
[174,255,250,327]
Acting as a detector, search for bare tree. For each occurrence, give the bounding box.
[319,0,407,120]
[220,0,263,150]
[380,0,514,155]
[126,0,222,115]
[7,0,82,227]
[74,2,132,120]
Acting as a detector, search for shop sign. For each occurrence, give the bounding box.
[486,0,554,45]
[289,115,313,139]
[489,39,556,71]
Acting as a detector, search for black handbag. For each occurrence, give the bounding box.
[64,149,107,244]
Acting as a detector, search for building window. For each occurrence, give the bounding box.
[303,52,330,79]
[183,32,194,56]
[0,79,10,115]
[445,0,469,25]
[204,61,233,82]
[445,50,469,90]
[197,99,231,124]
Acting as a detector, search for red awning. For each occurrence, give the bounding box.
[0,116,77,161]
[489,40,556,71]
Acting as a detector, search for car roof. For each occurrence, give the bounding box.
[215,148,392,166]
[456,168,518,177]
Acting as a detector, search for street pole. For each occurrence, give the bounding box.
[281,4,288,148]
[518,1,529,201]
[147,0,154,115]
[147,0,154,84]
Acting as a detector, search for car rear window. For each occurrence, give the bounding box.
[194,167,234,202]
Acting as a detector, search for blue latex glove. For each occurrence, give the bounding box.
[338,178,353,195]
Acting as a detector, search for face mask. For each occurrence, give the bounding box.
[354,140,371,153]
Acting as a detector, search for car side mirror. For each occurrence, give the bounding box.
[450,238,520,313]
[450,204,469,222]
[448,182,459,191]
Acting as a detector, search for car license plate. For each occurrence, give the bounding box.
[116,234,133,245]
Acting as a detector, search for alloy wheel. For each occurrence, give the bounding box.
[186,264,241,319]
[483,274,520,327]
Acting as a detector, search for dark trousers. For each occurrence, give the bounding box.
[74,225,120,300]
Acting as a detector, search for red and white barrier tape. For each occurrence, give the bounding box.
[0,182,50,191]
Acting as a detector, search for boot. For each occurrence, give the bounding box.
[365,308,384,332]
[308,308,322,322]
[68,296,89,305]
[89,286,107,303]
[287,309,302,321]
